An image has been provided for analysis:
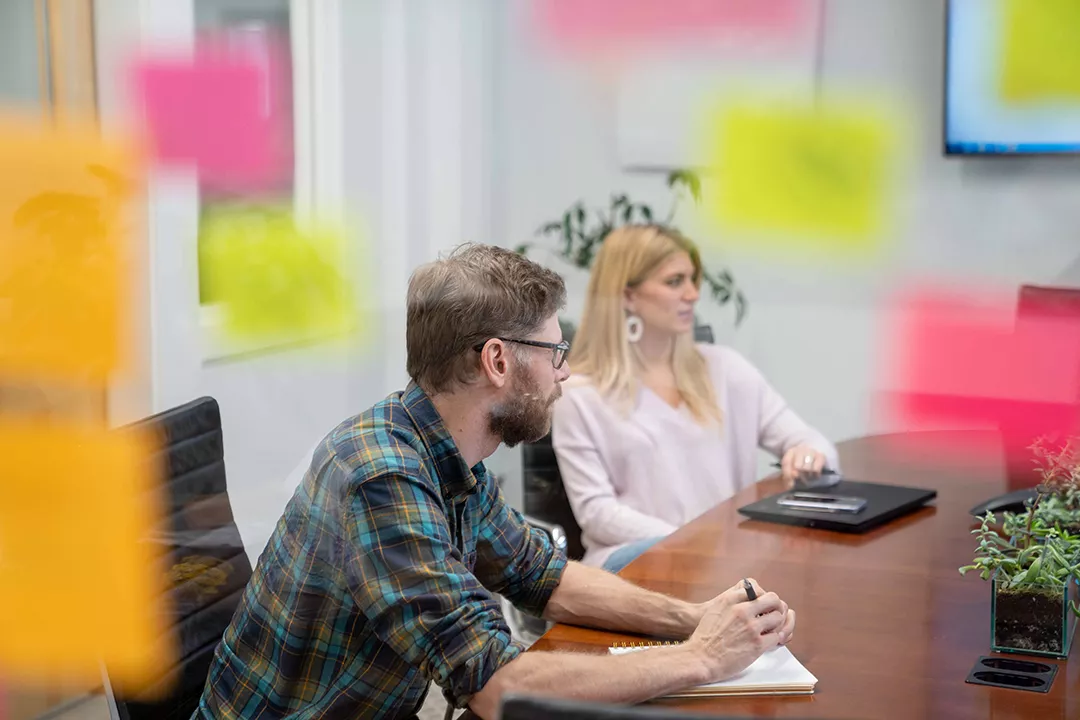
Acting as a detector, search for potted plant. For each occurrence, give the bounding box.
[959,437,1080,658]
[515,170,747,342]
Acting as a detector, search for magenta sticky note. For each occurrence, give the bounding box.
[535,0,813,50]
[877,287,1080,467]
[132,44,287,193]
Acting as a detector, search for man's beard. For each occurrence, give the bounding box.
[488,370,561,448]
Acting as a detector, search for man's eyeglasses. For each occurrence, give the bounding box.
[473,338,571,370]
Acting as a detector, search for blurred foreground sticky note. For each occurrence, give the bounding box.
[535,0,813,50]
[199,207,358,344]
[703,102,896,254]
[0,422,172,688]
[879,288,1080,462]
[1001,0,1080,103]
[133,45,284,191]
[0,114,137,382]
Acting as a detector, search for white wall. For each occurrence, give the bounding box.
[490,0,1080,482]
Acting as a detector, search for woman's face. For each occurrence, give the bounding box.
[625,251,700,338]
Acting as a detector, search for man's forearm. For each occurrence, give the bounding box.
[542,561,702,638]
[469,645,709,720]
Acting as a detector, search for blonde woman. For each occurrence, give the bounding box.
[552,225,839,572]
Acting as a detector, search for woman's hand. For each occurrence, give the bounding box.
[780,444,827,488]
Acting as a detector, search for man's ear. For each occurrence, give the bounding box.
[476,340,511,389]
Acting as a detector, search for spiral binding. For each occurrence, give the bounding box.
[610,639,684,648]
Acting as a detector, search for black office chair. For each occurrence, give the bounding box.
[501,695,823,720]
[103,397,252,720]
[523,435,585,560]
[969,285,1080,516]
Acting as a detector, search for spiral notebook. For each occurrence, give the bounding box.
[609,641,817,698]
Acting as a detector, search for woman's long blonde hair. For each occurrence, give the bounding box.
[568,225,722,425]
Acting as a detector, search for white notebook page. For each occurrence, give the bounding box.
[609,645,817,692]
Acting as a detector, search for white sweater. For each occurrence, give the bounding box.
[551,344,839,568]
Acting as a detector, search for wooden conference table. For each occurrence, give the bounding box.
[530,432,1079,719]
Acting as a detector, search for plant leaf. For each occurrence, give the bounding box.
[667,169,702,204]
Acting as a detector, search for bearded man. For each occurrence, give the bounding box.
[195,244,795,720]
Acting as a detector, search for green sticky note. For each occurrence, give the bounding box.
[199,206,359,344]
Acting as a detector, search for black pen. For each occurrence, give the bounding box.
[771,462,839,475]
[742,578,756,601]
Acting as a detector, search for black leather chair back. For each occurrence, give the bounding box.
[501,695,817,719]
[523,432,585,560]
[106,397,252,720]
[523,322,716,561]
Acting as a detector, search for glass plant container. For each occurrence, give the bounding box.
[991,572,1079,658]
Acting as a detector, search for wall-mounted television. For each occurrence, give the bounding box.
[945,0,1080,155]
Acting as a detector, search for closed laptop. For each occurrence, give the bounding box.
[737,480,937,533]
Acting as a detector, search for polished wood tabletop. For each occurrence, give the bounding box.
[530,432,1079,719]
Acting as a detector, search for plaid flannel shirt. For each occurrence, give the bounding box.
[194,382,567,719]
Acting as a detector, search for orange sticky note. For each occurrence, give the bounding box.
[0,113,139,382]
[0,421,172,689]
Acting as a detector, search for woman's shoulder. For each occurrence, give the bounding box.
[695,342,747,367]
[695,343,764,383]
[560,374,604,402]
[553,375,618,429]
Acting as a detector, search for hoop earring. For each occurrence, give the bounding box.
[626,314,644,343]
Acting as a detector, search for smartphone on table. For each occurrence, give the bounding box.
[776,492,868,514]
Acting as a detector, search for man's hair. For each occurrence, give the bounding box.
[406,244,566,394]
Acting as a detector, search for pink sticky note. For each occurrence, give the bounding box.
[878,287,1080,475]
[535,0,814,50]
[131,39,289,193]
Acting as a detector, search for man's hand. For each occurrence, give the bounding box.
[684,578,796,681]
[469,576,796,719]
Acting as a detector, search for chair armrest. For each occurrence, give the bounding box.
[522,514,568,554]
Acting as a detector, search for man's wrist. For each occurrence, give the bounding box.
[668,598,706,638]
[670,641,714,687]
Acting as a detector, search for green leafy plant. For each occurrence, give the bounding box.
[515,170,747,325]
[959,437,1080,617]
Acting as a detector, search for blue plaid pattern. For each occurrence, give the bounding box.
[193,382,567,718]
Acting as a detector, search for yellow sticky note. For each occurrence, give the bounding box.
[1002,0,1080,102]
[0,113,139,382]
[702,102,896,253]
[199,206,359,344]
[0,421,172,690]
